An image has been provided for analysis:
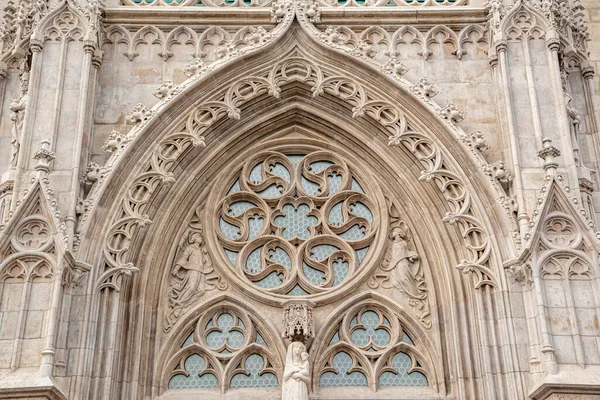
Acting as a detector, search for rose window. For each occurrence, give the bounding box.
[215,150,380,296]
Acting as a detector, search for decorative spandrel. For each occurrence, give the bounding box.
[214,150,381,297]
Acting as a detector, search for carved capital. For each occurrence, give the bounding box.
[547,37,561,52]
[29,38,43,53]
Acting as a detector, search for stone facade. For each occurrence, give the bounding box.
[0,0,599,399]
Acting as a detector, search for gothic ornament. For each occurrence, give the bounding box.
[282,300,315,342]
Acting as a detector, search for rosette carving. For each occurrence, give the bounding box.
[215,150,379,296]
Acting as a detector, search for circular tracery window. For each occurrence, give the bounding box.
[211,147,385,302]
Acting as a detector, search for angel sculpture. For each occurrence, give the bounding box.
[282,341,310,400]
[166,231,214,329]
[382,224,431,328]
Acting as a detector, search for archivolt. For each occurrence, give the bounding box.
[79,29,507,293]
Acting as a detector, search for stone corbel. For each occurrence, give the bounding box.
[62,251,91,289]
[282,300,315,343]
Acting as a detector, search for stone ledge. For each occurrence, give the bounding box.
[529,365,600,400]
[0,371,66,400]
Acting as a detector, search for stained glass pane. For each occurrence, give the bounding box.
[230,354,278,388]
[379,352,428,386]
[320,352,367,387]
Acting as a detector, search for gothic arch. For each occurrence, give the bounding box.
[73,23,523,400]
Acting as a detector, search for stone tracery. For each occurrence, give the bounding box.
[214,149,379,297]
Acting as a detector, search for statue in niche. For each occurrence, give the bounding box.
[381,223,431,329]
[9,71,29,168]
[282,341,310,400]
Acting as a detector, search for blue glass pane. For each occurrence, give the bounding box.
[206,313,245,350]
[329,331,340,344]
[303,261,325,286]
[220,218,240,240]
[329,203,343,226]
[249,164,263,184]
[228,201,256,216]
[310,244,338,261]
[248,216,264,239]
[287,155,305,163]
[246,248,263,274]
[351,311,390,348]
[274,204,318,240]
[402,332,414,345]
[309,161,333,174]
[301,176,321,196]
[168,354,218,389]
[350,202,373,223]
[356,247,369,264]
[328,172,342,195]
[182,332,194,347]
[287,284,309,296]
[256,332,266,346]
[339,225,367,240]
[230,354,279,388]
[268,247,291,268]
[246,248,285,288]
[228,179,241,194]
[320,352,367,387]
[255,272,283,288]
[379,352,428,386]
[351,178,364,193]
[224,249,238,266]
[332,258,349,286]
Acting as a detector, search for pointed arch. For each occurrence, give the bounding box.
[73,23,522,400]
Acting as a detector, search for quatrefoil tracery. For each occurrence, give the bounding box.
[215,150,379,296]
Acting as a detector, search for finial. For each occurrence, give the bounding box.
[33,139,55,173]
[537,138,561,175]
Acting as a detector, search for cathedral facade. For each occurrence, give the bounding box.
[0,0,599,399]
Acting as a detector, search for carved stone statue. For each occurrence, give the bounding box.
[9,72,29,168]
[170,231,213,303]
[282,341,310,400]
[382,224,431,328]
[166,231,213,327]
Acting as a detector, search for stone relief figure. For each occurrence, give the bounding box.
[282,341,310,400]
[9,72,29,168]
[381,223,431,329]
[165,230,219,331]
